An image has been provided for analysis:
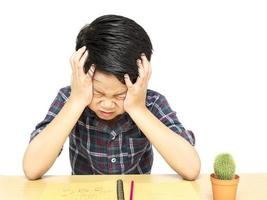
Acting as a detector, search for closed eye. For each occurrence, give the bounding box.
[116,94,126,99]
[93,89,126,99]
[93,90,104,96]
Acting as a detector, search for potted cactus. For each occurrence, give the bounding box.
[210,153,240,200]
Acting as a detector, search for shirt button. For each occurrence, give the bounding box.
[111,158,116,163]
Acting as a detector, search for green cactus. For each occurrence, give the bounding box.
[214,153,236,180]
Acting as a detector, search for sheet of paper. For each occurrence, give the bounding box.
[40,180,200,200]
[40,181,116,200]
[133,181,201,200]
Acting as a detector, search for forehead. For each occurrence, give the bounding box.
[93,71,127,92]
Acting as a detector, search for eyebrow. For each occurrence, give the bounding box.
[115,91,127,95]
[94,88,127,96]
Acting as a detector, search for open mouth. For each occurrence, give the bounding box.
[100,111,114,117]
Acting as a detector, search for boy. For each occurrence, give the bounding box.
[23,15,201,180]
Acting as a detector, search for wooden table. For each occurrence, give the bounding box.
[0,174,266,199]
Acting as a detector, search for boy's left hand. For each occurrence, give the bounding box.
[124,53,152,114]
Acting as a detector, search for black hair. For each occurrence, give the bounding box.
[75,14,153,84]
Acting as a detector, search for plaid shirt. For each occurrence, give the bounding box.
[30,86,195,175]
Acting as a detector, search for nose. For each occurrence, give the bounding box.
[100,99,115,110]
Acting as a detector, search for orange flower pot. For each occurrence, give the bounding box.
[210,173,240,200]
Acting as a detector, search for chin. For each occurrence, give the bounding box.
[98,115,116,121]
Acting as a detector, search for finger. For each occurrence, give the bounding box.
[70,46,86,77]
[147,62,152,80]
[124,74,133,88]
[79,50,89,68]
[78,50,88,76]
[140,53,149,79]
[78,46,87,55]
[73,46,87,64]
[87,64,95,77]
[69,53,79,82]
[136,59,145,86]
[137,59,145,78]
[70,73,73,84]
[70,51,76,72]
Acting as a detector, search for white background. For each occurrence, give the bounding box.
[0,0,266,176]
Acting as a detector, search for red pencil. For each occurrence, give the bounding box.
[129,180,134,200]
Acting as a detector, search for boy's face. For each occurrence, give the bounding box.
[88,70,128,120]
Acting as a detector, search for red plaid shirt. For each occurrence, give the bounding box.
[30,86,195,175]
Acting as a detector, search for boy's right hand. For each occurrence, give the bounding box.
[69,46,95,108]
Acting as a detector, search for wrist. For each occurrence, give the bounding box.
[68,96,89,111]
[127,106,148,118]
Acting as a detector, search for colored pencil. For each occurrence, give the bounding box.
[129,180,134,200]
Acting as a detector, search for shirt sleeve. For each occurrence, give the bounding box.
[29,87,70,155]
[149,94,195,146]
